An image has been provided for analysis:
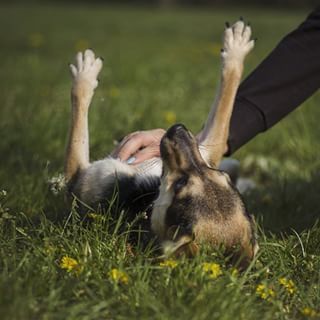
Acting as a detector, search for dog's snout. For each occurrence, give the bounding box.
[161,123,205,172]
[166,123,187,140]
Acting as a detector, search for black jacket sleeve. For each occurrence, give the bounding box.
[227,7,320,154]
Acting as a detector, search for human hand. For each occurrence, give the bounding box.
[112,129,166,165]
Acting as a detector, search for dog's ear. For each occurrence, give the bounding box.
[228,217,259,270]
[250,216,259,259]
[162,225,199,258]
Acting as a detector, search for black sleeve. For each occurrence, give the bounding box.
[227,7,320,155]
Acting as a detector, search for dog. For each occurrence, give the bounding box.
[65,19,258,266]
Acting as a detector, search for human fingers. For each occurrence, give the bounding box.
[113,129,165,161]
[110,131,141,158]
[127,145,161,165]
[116,133,147,161]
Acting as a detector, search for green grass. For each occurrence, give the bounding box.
[0,4,319,319]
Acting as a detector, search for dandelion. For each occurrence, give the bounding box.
[164,111,177,126]
[109,268,129,285]
[60,256,80,273]
[202,262,223,279]
[278,277,296,295]
[28,33,44,48]
[301,307,319,318]
[159,259,178,269]
[256,283,276,301]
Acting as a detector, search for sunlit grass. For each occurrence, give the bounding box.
[0,4,319,319]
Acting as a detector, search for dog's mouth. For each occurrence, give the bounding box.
[160,124,205,173]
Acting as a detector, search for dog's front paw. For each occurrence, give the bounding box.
[69,49,103,95]
[221,19,255,66]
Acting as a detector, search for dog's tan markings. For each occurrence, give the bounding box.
[206,169,232,189]
[65,49,103,182]
[193,203,254,258]
[175,175,203,198]
[198,20,255,167]
[151,170,203,240]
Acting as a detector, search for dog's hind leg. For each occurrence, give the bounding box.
[198,20,255,167]
[65,49,103,183]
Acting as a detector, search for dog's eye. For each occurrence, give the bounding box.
[173,176,188,193]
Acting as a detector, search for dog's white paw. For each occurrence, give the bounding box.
[221,19,255,65]
[69,49,103,92]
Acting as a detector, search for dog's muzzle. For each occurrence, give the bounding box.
[160,123,203,172]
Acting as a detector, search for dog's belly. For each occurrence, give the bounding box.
[74,157,161,211]
[135,157,162,177]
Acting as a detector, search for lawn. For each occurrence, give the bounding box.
[0,3,319,319]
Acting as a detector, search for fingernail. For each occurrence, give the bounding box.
[127,156,136,164]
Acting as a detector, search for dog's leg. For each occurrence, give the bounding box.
[198,20,254,167]
[65,49,103,182]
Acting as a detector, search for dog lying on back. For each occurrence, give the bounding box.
[65,19,258,266]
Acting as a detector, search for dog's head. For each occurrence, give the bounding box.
[151,124,258,266]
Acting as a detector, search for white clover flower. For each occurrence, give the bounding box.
[0,190,7,197]
[47,174,66,195]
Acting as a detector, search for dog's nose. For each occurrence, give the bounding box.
[166,123,187,139]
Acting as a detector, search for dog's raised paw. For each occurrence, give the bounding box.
[221,19,255,64]
[69,49,103,90]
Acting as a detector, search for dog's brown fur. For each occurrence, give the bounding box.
[152,123,258,266]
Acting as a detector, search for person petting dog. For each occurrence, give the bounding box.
[113,8,320,164]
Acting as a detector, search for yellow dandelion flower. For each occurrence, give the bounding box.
[28,33,45,48]
[202,262,222,279]
[159,259,178,269]
[164,111,177,126]
[301,307,319,318]
[109,268,129,285]
[74,39,90,52]
[60,256,79,273]
[109,86,120,98]
[278,277,296,295]
[256,283,276,301]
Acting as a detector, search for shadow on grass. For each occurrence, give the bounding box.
[245,170,320,233]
